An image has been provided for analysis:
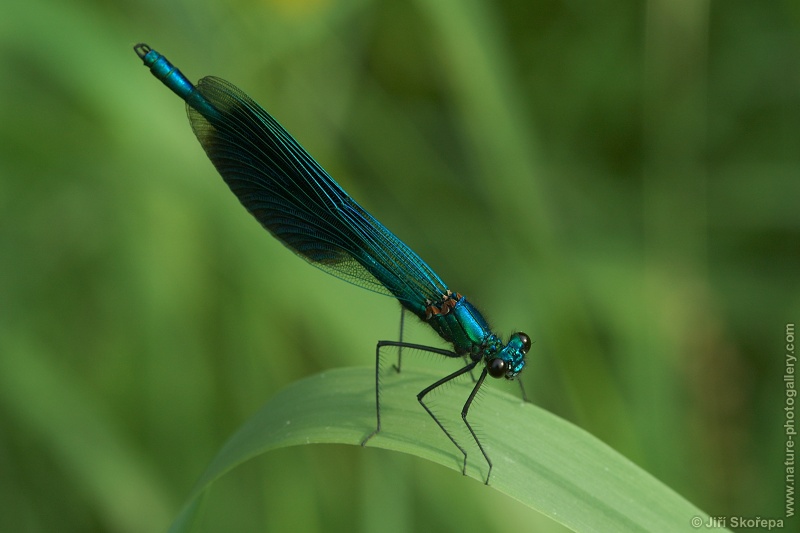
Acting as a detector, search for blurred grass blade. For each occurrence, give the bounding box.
[169,367,716,533]
[0,334,175,532]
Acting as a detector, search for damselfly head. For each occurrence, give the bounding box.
[487,332,530,379]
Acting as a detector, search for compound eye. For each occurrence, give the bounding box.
[488,358,507,378]
[517,332,531,354]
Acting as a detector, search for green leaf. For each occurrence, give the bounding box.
[169,367,716,533]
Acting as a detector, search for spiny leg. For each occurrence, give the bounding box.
[392,307,406,373]
[417,360,480,476]
[464,355,478,382]
[517,378,530,403]
[461,367,493,484]
[362,340,457,446]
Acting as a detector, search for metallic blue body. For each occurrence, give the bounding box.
[134,44,528,380]
[442,298,492,354]
[136,45,219,120]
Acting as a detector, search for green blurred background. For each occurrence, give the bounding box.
[1,0,798,531]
